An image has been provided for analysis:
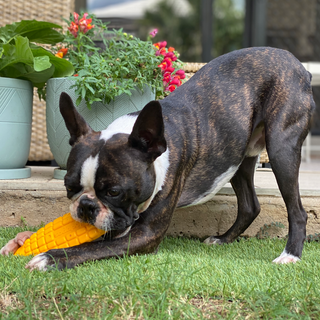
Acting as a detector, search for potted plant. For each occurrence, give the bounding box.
[46,13,186,179]
[0,20,74,179]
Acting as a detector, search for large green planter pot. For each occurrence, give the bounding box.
[0,78,33,180]
[46,78,155,179]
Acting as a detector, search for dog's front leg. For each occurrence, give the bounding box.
[25,224,161,271]
[25,203,174,271]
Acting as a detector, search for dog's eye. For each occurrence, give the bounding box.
[66,186,82,196]
[107,188,120,197]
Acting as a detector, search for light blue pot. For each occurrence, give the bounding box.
[46,78,155,179]
[0,78,33,179]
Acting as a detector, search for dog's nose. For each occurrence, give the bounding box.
[78,197,98,223]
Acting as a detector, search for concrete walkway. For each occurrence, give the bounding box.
[1,163,319,239]
[1,164,319,196]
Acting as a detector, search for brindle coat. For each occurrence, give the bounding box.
[14,47,317,269]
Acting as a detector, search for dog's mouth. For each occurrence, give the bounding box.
[70,191,141,236]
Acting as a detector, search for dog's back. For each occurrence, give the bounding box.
[159,47,314,264]
[159,47,315,206]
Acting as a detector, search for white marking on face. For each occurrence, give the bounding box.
[99,112,170,214]
[96,208,114,231]
[80,154,99,190]
[273,249,300,264]
[71,154,116,230]
[190,166,239,206]
[100,114,138,141]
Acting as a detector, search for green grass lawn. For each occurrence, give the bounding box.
[1,226,320,319]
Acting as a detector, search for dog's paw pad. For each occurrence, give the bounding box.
[273,250,300,264]
[203,236,223,245]
[25,253,49,271]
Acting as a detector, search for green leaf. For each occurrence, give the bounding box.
[85,83,95,94]
[81,87,86,100]
[0,36,34,73]
[0,34,73,87]
[14,20,62,35]
[13,36,34,64]
[24,65,55,86]
[49,56,74,78]
[0,20,63,45]
[0,62,55,86]
[76,96,82,106]
[21,29,64,45]
[31,47,74,77]
[34,56,51,72]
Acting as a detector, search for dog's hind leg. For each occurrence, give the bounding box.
[204,156,261,245]
[266,117,311,264]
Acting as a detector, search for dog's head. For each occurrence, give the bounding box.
[59,92,167,234]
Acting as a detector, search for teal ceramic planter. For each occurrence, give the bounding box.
[0,78,33,179]
[46,78,155,179]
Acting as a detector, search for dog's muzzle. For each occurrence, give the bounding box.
[77,195,100,223]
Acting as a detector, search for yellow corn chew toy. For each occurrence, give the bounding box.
[14,213,106,256]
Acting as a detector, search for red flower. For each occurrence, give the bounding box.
[73,12,79,24]
[167,85,176,92]
[160,41,167,48]
[68,12,94,37]
[152,33,183,95]
[169,77,182,86]
[164,66,175,74]
[156,47,166,56]
[174,69,186,80]
[164,52,177,61]
[55,48,68,58]
[68,21,79,37]
[163,72,172,86]
[149,28,158,37]
[158,58,173,71]
[60,48,68,56]
[153,41,167,50]
[79,13,94,33]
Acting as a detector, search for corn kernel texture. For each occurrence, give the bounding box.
[14,213,106,256]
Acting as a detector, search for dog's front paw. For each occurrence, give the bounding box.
[26,253,50,271]
[203,236,224,245]
[26,249,73,271]
[273,250,300,264]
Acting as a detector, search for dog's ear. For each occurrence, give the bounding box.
[128,100,167,162]
[59,92,93,146]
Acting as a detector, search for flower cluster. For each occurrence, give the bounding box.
[150,30,185,94]
[52,12,168,106]
[53,13,186,106]
[68,12,94,38]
